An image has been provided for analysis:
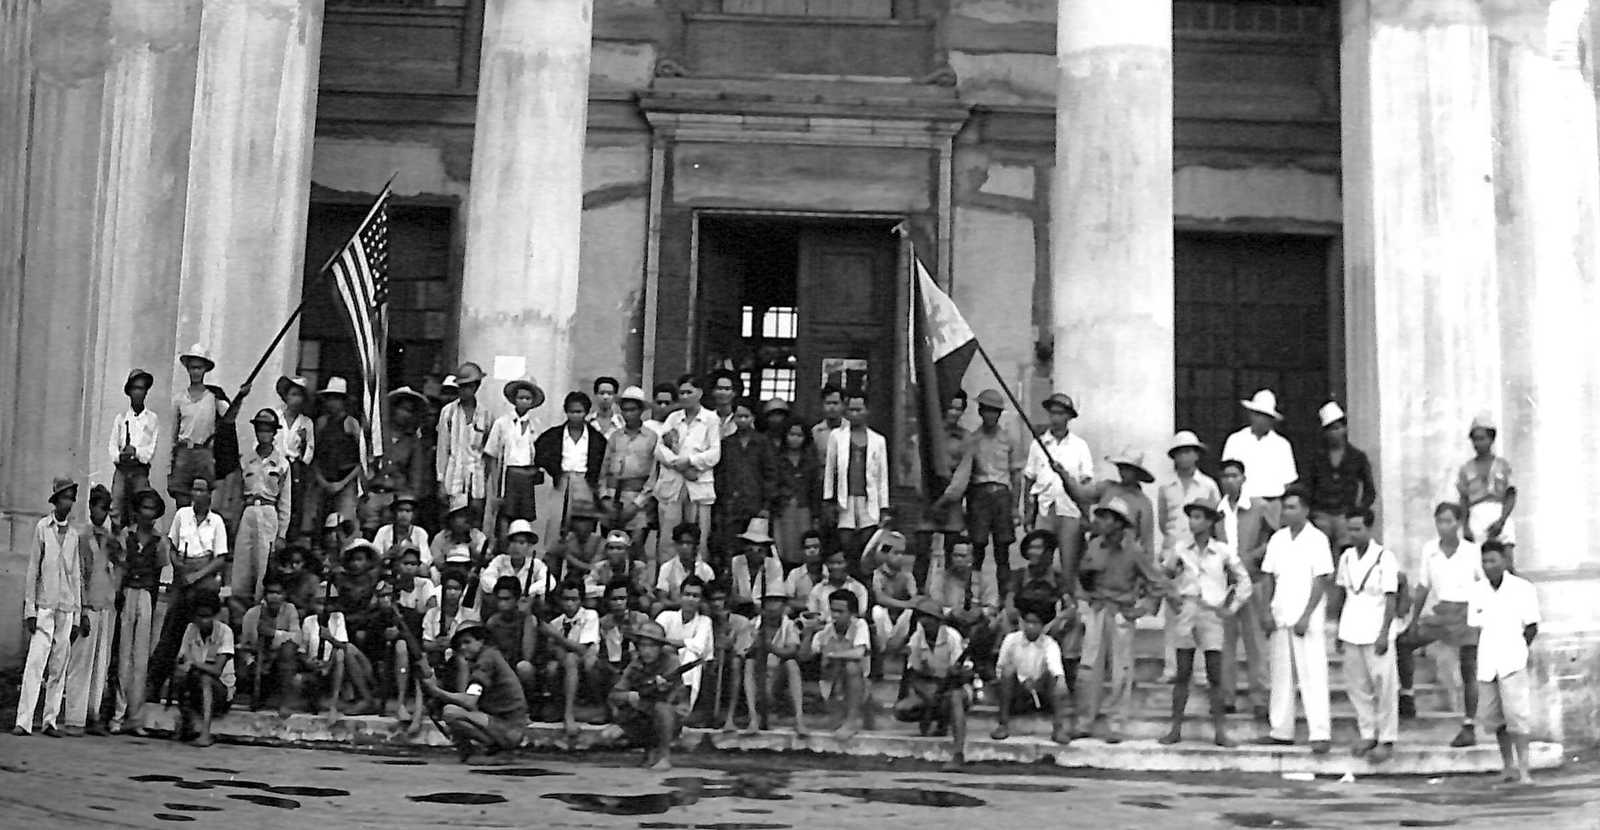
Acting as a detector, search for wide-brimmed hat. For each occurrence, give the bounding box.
[975,389,1006,410]
[875,530,908,555]
[603,529,631,548]
[763,397,791,416]
[446,493,473,517]
[760,589,791,604]
[910,596,950,623]
[441,374,460,391]
[506,519,539,544]
[1318,401,1346,429]
[124,368,154,394]
[738,517,774,545]
[450,622,489,649]
[1183,497,1223,522]
[1470,410,1497,433]
[1093,497,1134,526]
[502,378,546,408]
[391,492,418,510]
[49,476,78,505]
[618,385,649,407]
[453,362,486,386]
[249,408,282,431]
[1107,449,1155,483]
[626,620,681,647]
[132,488,166,520]
[275,375,308,402]
[388,386,429,411]
[343,538,379,559]
[178,343,215,372]
[1240,389,1282,420]
[318,377,350,398]
[1167,430,1206,457]
[1042,392,1078,417]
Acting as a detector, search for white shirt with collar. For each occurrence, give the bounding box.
[1218,493,1252,553]
[274,408,315,465]
[997,630,1065,683]
[109,408,160,466]
[485,410,538,467]
[1221,427,1298,500]
[552,607,601,647]
[1260,523,1332,626]
[587,409,625,439]
[1468,572,1540,682]
[561,425,590,474]
[1335,542,1399,645]
[1023,429,1094,519]
[478,554,549,600]
[654,407,723,503]
[1419,538,1485,604]
[167,506,229,558]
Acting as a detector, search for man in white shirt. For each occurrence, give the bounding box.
[1467,541,1540,784]
[1335,508,1399,762]
[110,369,160,530]
[1021,392,1094,584]
[541,581,601,738]
[1257,489,1332,752]
[587,376,626,439]
[1216,459,1277,722]
[1156,430,1222,685]
[273,375,315,540]
[654,576,715,709]
[822,393,889,572]
[990,595,1073,744]
[484,378,546,536]
[1398,501,1483,743]
[1159,498,1251,747]
[1221,389,1298,526]
[729,519,788,607]
[374,494,431,566]
[477,519,549,609]
[654,375,722,562]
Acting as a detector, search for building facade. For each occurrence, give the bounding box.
[2,0,1598,742]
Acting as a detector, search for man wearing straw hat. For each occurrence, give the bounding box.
[947,389,1025,590]
[436,362,493,527]
[170,344,248,507]
[1023,392,1094,586]
[1297,401,1376,554]
[1156,431,1220,683]
[483,376,547,539]
[274,375,316,539]
[599,385,659,555]
[605,619,690,770]
[13,477,84,736]
[109,368,159,530]
[1222,389,1298,526]
[312,377,363,529]
[361,385,431,536]
[229,409,294,621]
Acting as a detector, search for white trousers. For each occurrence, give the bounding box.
[114,589,155,729]
[64,608,116,727]
[1342,641,1399,742]
[16,608,77,731]
[870,606,912,649]
[1269,625,1330,742]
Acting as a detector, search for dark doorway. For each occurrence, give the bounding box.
[1174,232,1337,474]
[695,214,901,435]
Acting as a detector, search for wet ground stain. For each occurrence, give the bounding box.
[407,792,508,805]
[1189,791,1244,799]
[638,824,791,830]
[1397,821,1458,828]
[163,803,223,812]
[88,806,114,812]
[1123,800,1172,809]
[131,774,184,783]
[894,777,1073,793]
[816,788,986,808]
[0,763,25,773]
[544,792,690,816]
[665,774,794,801]
[152,813,194,822]
[733,808,774,814]
[227,794,301,809]
[195,766,240,774]
[267,786,350,797]
[1220,814,1310,829]
[376,759,428,766]
[316,766,344,771]
[468,766,566,778]
[173,782,214,790]
[201,779,271,790]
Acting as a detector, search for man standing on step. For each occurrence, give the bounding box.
[950,389,1024,591]
[1335,507,1399,763]
[1298,402,1376,555]
[1257,488,1333,754]
[1159,497,1250,747]
[1222,389,1298,527]
[1217,459,1277,723]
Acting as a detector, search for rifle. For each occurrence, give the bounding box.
[388,599,449,736]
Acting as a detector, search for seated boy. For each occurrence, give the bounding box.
[585,530,651,608]
[174,593,235,747]
[732,591,807,736]
[237,577,301,713]
[890,597,972,769]
[540,580,602,737]
[799,588,871,740]
[297,583,378,718]
[479,519,549,614]
[605,620,689,771]
[483,576,540,705]
[991,595,1074,745]
[867,531,920,676]
[654,523,715,613]
[596,577,652,689]
[418,622,530,764]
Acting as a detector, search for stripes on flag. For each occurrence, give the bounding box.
[328,185,392,473]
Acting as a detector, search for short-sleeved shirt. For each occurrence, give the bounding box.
[1024,430,1094,519]
[964,427,1024,486]
[655,557,716,597]
[784,564,825,602]
[619,652,685,704]
[240,603,301,652]
[1468,573,1540,681]
[551,608,600,648]
[1261,524,1333,626]
[431,528,486,567]
[1163,535,1250,609]
[996,630,1064,683]
[871,566,918,605]
[1157,472,1221,551]
[375,524,431,564]
[467,646,530,721]
[300,611,349,661]
[395,576,437,613]
[173,388,227,446]
[484,411,538,468]
[179,621,236,698]
[807,578,871,620]
[928,568,999,615]
[479,554,549,600]
[485,611,533,659]
[737,615,801,654]
[907,624,965,678]
[1080,534,1166,606]
[599,610,652,665]
[1419,539,1485,604]
[168,506,229,559]
[1336,543,1399,645]
[1457,456,1513,505]
[810,617,871,657]
[1222,427,1298,500]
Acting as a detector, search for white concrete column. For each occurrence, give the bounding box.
[86,0,203,493]
[1341,0,1501,565]
[175,0,322,394]
[458,0,592,411]
[0,0,36,487]
[1050,0,1174,461]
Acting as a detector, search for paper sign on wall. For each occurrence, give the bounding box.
[492,354,526,380]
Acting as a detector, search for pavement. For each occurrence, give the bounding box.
[0,732,1597,830]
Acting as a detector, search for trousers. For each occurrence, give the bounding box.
[1342,641,1398,742]
[114,588,155,729]
[1221,591,1271,710]
[1269,624,1331,742]
[63,608,116,727]
[230,504,280,603]
[16,608,78,731]
[1077,602,1135,727]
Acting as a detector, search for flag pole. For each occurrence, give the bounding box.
[239,174,398,390]
[973,339,1060,468]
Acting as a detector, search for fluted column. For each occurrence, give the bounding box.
[1342,0,1501,564]
[1050,0,1174,460]
[457,0,592,409]
[0,0,36,487]
[175,0,322,394]
[86,0,203,493]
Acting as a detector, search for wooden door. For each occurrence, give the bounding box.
[795,227,898,436]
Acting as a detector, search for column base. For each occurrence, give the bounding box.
[1527,572,1600,745]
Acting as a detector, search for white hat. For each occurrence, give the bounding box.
[441,374,459,391]
[1240,389,1282,420]
[506,519,539,543]
[1470,410,1497,432]
[737,517,774,544]
[1167,430,1207,456]
[618,385,648,407]
[178,343,215,372]
[1317,401,1346,429]
[319,376,350,397]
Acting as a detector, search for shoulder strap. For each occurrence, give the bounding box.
[1353,548,1385,595]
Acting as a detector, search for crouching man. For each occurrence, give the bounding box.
[890,597,972,770]
[418,622,529,764]
[605,620,691,771]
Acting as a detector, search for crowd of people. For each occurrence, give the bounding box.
[11,346,1543,781]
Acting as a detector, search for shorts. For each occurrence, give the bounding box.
[170,446,215,497]
[837,496,875,531]
[1477,670,1533,734]
[1171,597,1226,652]
[443,705,526,750]
[181,672,233,717]
[501,466,540,521]
[1408,601,1479,649]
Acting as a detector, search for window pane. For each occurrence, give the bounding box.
[741,305,756,338]
[763,306,797,339]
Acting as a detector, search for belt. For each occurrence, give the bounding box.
[973,481,1011,490]
[244,496,278,507]
[176,439,213,450]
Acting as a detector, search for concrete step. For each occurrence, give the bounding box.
[137,707,1564,777]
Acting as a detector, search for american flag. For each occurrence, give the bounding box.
[327,185,392,472]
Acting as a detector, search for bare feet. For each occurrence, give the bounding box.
[721,720,737,734]
[649,756,672,771]
[740,723,760,737]
[192,734,214,748]
[832,724,858,741]
[395,705,411,723]
[793,723,809,738]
